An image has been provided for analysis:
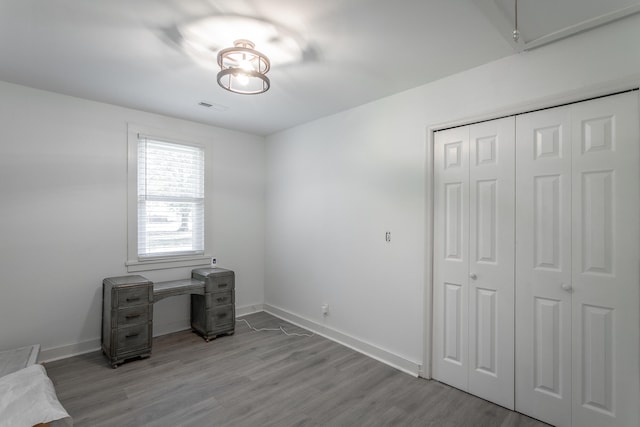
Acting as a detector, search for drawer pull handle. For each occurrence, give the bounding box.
[125,333,139,338]
[217,297,226,303]
[218,283,228,288]
[125,314,141,320]
[126,297,141,302]
[218,313,227,318]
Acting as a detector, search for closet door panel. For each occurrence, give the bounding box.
[468,117,515,409]
[516,107,573,427]
[571,92,640,427]
[433,126,470,391]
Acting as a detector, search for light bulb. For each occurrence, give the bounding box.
[236,73,249,86]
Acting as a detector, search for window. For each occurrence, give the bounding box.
[138,138,204,258]
[127,125,212,271]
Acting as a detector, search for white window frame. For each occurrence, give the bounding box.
[126,124,213,272]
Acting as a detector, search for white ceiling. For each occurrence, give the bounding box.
[0,0,637,135]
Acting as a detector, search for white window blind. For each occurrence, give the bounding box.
[137,136,205,259]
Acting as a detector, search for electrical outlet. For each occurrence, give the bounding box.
[321,304,329,316]
[210,257,217,268]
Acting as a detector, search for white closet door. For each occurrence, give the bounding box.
[433,118,515,408]
[570,92,639,427]
[467,118,515,409]
[433,126,470,391]
[516,106,573,427]
[516,91,640,427]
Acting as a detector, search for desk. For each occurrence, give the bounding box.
[102,268,235,368]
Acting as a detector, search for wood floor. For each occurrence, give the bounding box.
[44,312,549,427]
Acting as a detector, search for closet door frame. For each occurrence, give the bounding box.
[424,82,640,380]
[423,82,640,427]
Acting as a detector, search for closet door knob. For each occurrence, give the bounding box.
[561,283,573,293]
[469,273,477,280]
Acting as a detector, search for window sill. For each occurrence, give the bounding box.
[126,255,211,272]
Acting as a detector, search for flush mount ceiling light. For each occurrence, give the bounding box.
[216,39,270,95]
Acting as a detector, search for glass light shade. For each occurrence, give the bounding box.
[217,39,270,94]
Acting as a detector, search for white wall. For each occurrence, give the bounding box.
[0,81,265,360]
[264,13,640,374]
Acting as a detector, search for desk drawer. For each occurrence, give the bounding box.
[116,286,151,308]
[206,291,234,308]
[208,305,234,329]
[205,277,234,292]
[116,324,150,351]
[116,306,150,327]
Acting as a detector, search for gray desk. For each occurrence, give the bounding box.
[102,268,235,368]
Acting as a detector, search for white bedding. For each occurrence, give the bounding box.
[0,364,72,427]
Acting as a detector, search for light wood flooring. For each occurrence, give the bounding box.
[44,312,549,427]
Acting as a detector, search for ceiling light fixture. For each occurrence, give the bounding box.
[217,39,270,95]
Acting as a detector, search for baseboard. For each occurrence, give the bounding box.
[40,302,418,371]
[153,319,190,337]
[39,303,266,363]
[236,303,265,317]
[152,303,264,335]
[263,304,421,377]
[39,339,101,363]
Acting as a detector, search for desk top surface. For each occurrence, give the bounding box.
[153,278,205,302]
[153,278,204,292]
